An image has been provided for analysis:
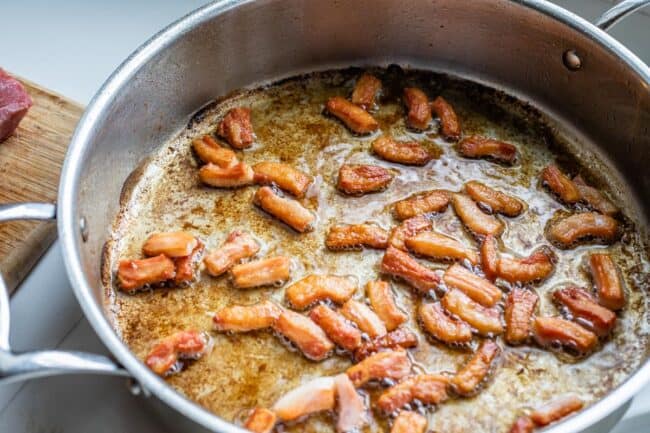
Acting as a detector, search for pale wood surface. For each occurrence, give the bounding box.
[0,77,84,293]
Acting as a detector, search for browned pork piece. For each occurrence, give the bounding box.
[217,107,254,149]
[406,231,479,264]
[451,340,500,396]
[533,316,597,354]
[431,96,461,140]
[254,186,315,232]
[243,408,277,433]
[452,193,504,238]
[213,301,283,332]
[509,416,535,433]
[340,299,387,338]
[354,328,418,361]
[553,286,617,336]
[142,231,198,258]
[458,135,517,164]
[403,87,432,130]
[272,377,336,422]
[530,396,584,426]
[231,256,291,289]
[337,164,393,195]
[419,302,472,345]
[504,288,539,345]
[366,280,407,331]
[346,350,412,387]
[351,73,382,110]
[441,289,504,336]
[117,254,176,291]
[546,212,619,248]
[465,180,524,217]
[390,411,428,433]
[252,161,312,198]
[325,223,389,250]
[309,304,362,351]
[285,274,357,309]
[274,310,334,361]
[192,134,238,167]
[371,136,433,166]
[173,240,204,284]
[496,246,556,284]
[334,373,368,433]
[381,247,440,293]
[443,263,502,307]
[541,164,581,204]
[481,235,500,281]
[199,162,255,188]
[326,96,379,134]
[393,190,450,220]
[573,175,618,215]
[204,231,260,277]
[145,330,209,376]
[388,215,433,251]
[377,374,450,413]
[588,253,625,310]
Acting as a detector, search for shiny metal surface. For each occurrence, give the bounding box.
[0,203,56,223]
[596,0,650,31]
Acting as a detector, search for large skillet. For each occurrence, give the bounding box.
[0,1,649,432]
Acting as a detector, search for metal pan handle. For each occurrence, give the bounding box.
[595,0,650,31]
[0,203,130,385]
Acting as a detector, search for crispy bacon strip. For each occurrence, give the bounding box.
[441,289,504,336]
[573,175,618,216]
[286,275,357,310]
[393,190,450,220]
[504,288,538,345]
[431,96,461,140]
[254,186,315,232]
[541,165,581,204]
[391,411,427,433]
[346,350,412,387]
[388,215,432,251]
[419,302,472,345]
[204,231,260,277]
[452,193,504,238]
[546,212,619,248]
[366,280,407,331]
[351,73,381,110]
[145,330,208,375]
[458,135,517,164]
[334,374,368,433]
[553,286,616,336]
[231,256,291,289]
[217,107,254,149]
[192,135,238,168]
[354,328,418,361]
[274,310,334,361]
[497,247,555,284]
[465,181,524,217]
[272,376,336,422]
[443,263,502,307]
[588,253,625,311]
[142,231,198,258]
[337,164,393,195]
[244,408,277,433]
[174,240,204,284]
[118,254,176,291]
[480,235,500,281]
[309,304,362,351]
[326,223,389,250]
[326,96,379,134]
[509,416,535,433]
[213,301,283,332]
[340,299,387,338]
[377,374,449,414]
[199,162,255,188]
[371,136,432,166]
[252,161,312,198]
[403,87,432,130]
[406,231,479,264]
[381,246,440,293]
[533,316,597,354]
[451,340,500,396]
[530,396,584,426]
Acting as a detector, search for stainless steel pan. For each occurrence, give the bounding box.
[1,1,649,432]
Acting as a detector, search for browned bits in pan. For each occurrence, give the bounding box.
[213,300,283,332]
[337,163,393,195]
[143,231,198,258]
[272,376,336,422]
[541,165,581,204]
[243,407,277,433]
[480,235,500,281]
[546,212,619,248]
[285,274,357,310]
[553,286,616,336]
[588,253,625,311]
[340,299,387,338]
[431,96,461,140]
[354,327,418,361]
[441,289,504,336]
[252,161,312,198]
[192,135,238,168]
[334,373,368,433]
[403,87,432,130]
[390,411,427,433]
[443,263,502,307]
[452,193,504,238]
[351,73,382,110]
[504,288,539,345]
[530,396,584,427]
[509,416,535,433]
[231,256,291,289]
[217,107,254,149]
[326,96,379,134]
[496,246,556,284]
[199,162,255,188]
[457,135,518,164]
[419,302,472,345]
[377,374,450,414]
[204,230,260,277]
[388,214,432,251]
[381,246,440,293]
[573,175,618,216]
[465,180,524,217]
[406,231,479,264]
[533,316,597,354]
[145,330,208,376]
[254,186,315,232]
[274,310,334,361]
[371,136,432,166]
[346,350,412,387]
[173,240,204,284]
[326,223,389,250]
[309,304,362,351]
[451,340,500,396]
[118,254,176,291]
[366,280,407,331]
[393,190,450,220]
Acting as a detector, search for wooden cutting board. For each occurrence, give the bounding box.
[0,76,84,294]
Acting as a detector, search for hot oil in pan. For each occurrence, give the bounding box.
[104,68,649,433]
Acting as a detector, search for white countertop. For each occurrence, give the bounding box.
[0,1,648,432]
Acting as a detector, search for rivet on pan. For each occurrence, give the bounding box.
[127,378,151,398]
[79,216,89,242]
[563,50,582,71]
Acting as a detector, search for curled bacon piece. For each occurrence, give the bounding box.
[391,411,427,433]
[441,289,504,336]
[174,240,204,284]
[351,73,382,110]
[553,286,616,336]
[546,212,619,248]
[504,288,539,345]
[213,301,283,332]
[337,164,393,195]
[274,310,334,361]
[309,304,362,351]
[354,327,418,361]
[541,165,581,204]
[340,299,387,338]
[533,316,597,354]
[204,231,260,277]
[371,136,432,166]
[286,274,357,310]
[465,181,524,217]
[457,135,517,164]
[326,223,389,250]
[406,231,479,264]
[451,340,500,396]
[419,302,472,345]
[334,373,368,433]
[377,374,449,414]
[497,247,556,284]
[393,190,450,220]
[588,253,625,311]
[272,376,336,422]
[326,96,379,134]
[244,408,277,433]
[509,416,535,433]
[231,256,291,289]
[366,280,407,331]
[452,193,504,238]
[443,263,502,307]
[573,175,618,216]
[217,107,254,149]
[254,186,315,233]
[431,96,461,141]
[388,214,432,251]
[192,135,238,168]
[199,162,255,188]
[530,396,584,427]
[142,231,198,258]
[145,330,208,376]
[118,254,175,291]
[403,87,432,130]
[480,235,500,281]
[381,247,440,293]
[252,161,312,198]
[346,350,412,387]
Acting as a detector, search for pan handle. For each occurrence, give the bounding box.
[0,202,131,385]
[595,0,650,31]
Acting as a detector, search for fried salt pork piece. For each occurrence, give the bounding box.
[351,73,382,110]
[326,96,379,134]
[546,212,619,248]
[406,231,479,264]
[217,107,254,149]
[272,376,336,422]
[465,181,525,217]
[381,247,440,293]
[286,275,357,310]
[213,300,283,332]
[174,240,204,284]
[252,161,312,198]
[451,340,500,396]
[443,263,502,307]
[457,135,518,164]
[452,193,504,238]
[533,316,597,354]
[418,302,472,345]
[393,190,450,220]
[530,396,584,427]
[481,235,500,281]
[390,411,427,433]
[231,256,291,289]
[145,330,208,375]
[337,164,393,195]
[403,87,432,130]
[346,350,412,387]
[244,408,277,433]
[496,247,556,284]
[509,416,535,433]
[117,254,176,291]
[553,286,616,336]
[334,374,368,433]
[504,288,539,345]
[431,96,461,140]
[388,214,432,251]
[340,299,387,338]
[588,253,625,311]
[309,304,362,351]
[377,374,450,414]
[204,231,260,277]
[142,231,198,258]
[540,165,581,204]
[326,223,389,250]
[371,136,433,166]
[366,280,407,331]
[254,186,315,233]
[274,310,334,361]
[199,162,255,188]
[573,175,618,216]
[441,289,504,336]
[192,135,238,168]
[354,327,418,361]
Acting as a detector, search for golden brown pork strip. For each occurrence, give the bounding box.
[231,256,291,289]
[142,231,198,258]
[573,175,618,216]
[354,327,418,361]
[371,136,432,166]
[272,377,336,422]
[533,316,597,354]
[403,87,432,130]
[496,247,556,284]
[117,254,176,291]
[335,373,368,433]
[588,253,625,311]
[504,288,539,345]
[465,181,524,217]
[377,374,450,414]
[351,73,382,110]
[451,340,500,396]
[346,350,412,387]
[252,161,312,198]
[366,280,407,331]
[381,246,441,293]
[457,135,517,164]
[337,164,393,195]
[546,212,619,248]
[213,301,283,332]
[480,235,500,281]
[393,190,450,220]
[419,302,472,345]
[285,275,357,310]
[509,416,535,433]
[145,330,208,376]
[443,263,502,307]
[243,408,277,433]
[204,231,260,277]
[388,215,432,251]
[254,186,315,232]
[340,299,387,338]
[553,286,616,336]
[530,396,584,427]
[326,96,379,134]
[199,162,255,188]
[452,193,504,238]
[406,231,479,264]
[173,240,204,284]
[326,224,389,250]
[390,411,427,433]
[217,107,254,149]
[309,304,362,351]
[541,165,581,204]
[274,310,334,361]
[441,289,504,336]
[431,96,461,140]
[192,135,238,168]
